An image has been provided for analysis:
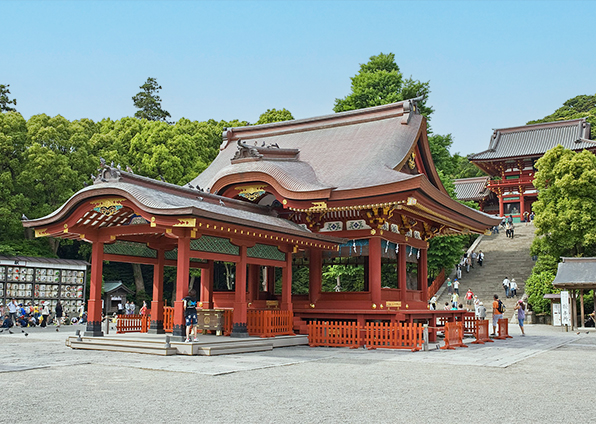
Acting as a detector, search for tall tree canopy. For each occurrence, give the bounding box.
[132,77,171,122]
[255,108,294,125]
[333,53,433,118]
[527,94,596,139]
[0,84,17,112]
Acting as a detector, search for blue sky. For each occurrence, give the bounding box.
[3,0,595,155]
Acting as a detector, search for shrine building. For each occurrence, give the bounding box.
[23,98,499,340]
[468,118,594,219]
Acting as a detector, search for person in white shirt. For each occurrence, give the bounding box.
[502,277,510,298]
[510,279,518,298]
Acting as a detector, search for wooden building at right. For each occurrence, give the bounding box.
[467,118,595,219]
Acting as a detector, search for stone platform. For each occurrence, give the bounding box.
[65,332,309,356]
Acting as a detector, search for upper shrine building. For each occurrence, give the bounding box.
[465,118,595,218]
[23,98,499,339]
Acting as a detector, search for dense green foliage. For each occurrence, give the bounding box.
[132,77,171,122]
[525,271,556,314]
[0,110,250,302]
[255,108,294,125]
[0,84,17,112]
[526,145,596,312]
[527,94,596,139]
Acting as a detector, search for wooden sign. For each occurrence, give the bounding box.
[386,301,401,309]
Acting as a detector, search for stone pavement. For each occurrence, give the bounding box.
[1,323,595,423]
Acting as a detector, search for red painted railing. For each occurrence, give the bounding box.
[308,321,360,348]
[440,322,468,350]
[496,318,513,339]
[116,314,150,333]
[164,307,174,333]
[427,269,446,299]
[364,322,423,351]
[471,319,494,344]
[247,310,294,338]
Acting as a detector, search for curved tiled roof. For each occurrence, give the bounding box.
[23,173,343,244]
[454,177,490,201]
[470,118,594,161]
[191,101,428,195]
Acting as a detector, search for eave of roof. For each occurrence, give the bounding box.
[552,257,596,289]
[22,173,344,245]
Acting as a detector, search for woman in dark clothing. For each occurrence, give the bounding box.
[55,301,63,330]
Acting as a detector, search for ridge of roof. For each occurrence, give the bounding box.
[219,97,423,149]
[492,117,587,134]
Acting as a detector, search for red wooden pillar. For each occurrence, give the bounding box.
[149,249,165,334]
[173,235,190,338]
[247,264,260,304]
[281,250,293,312]
[520,193,525,219]
[199,260,214,309]
[231,245,249,337]
[398,243,407,304]
[369,237,382,306]
[498,195,504,217]
[85,240,104,336]
[308,248,322,305]
[266,266,276,296]
[418,248,428,307]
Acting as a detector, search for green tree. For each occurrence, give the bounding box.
[333,53,433,118]
[255,108,294,125]
[527,94,596,139]
[452,153,487,179]
[0,84,17,112]
[132,77,171,122]
[532,145,596,258]
[525,271,556,314]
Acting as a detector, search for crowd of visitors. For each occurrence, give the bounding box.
[1,298,86,330]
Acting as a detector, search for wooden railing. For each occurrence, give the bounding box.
[247,310,294,338]
[308,320,360,348]
[427,269,446,299]
[364,322,423,351]
[164,307,174,333]
[116,314,150,333]
[308,320,424,350]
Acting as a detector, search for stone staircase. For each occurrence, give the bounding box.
[436,222,536,321]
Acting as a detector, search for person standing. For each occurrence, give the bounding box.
[471,251,477,268]
[514,300,526,336]
[456,263,462,279]
[465,255,471,273]
[429,295,437,311]
[41,302,50,328]
[129,301,136,315]
[55,301,63,330]
[117,301,124,316]
[491,294,504,336]
[465,289,474,311]
[451,292,459,309]
[183,289,198,343]
[453,279,460,295]
[477,302,487,320]
[446,278,453,295]
[124,301,131,315]
[502,277,510,298]
[477,251,484,266]
[140,301,148,316]
[510,279,518,298]
[7,299,18,326]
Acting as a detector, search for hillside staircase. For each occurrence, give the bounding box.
[436,222,536,321]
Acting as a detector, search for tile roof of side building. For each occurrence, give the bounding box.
[453,176,490,201]
[469,118,595,161]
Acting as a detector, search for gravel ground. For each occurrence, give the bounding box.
[1,324,594,423]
